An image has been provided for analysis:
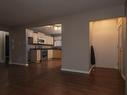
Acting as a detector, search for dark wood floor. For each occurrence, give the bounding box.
[0,60,125,95]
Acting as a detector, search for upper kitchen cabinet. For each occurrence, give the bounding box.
[26,29,53,45]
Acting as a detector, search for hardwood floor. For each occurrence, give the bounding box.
[0,60,125,95]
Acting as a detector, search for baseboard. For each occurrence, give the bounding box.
[88,65,95,74]
[9,63,29,67]
[61,68,89,74]
[51,58,62,60]
[121,73,126,80]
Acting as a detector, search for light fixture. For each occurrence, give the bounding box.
[54,26,58,30]
[54,25,61,31]
[45,25,52,28]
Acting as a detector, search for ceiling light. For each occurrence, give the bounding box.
[54,26,58,30]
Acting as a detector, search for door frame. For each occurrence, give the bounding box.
[89,17,125,71]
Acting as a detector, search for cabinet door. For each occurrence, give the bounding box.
[48,50,53,59]
[33,33,38,43]
[30,50,41,63]
[53,50,62,59]
[44,36,53,44]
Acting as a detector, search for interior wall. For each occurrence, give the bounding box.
[0,26,10,31]
[32,5,124,73]
[125,0,127,94]
[9,27,27,65]
[90,19,118,69]
[120,17,126,78]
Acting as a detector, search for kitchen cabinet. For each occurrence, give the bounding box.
[48,50,53,59]
[30,50,41,63]
[53,50,62,59]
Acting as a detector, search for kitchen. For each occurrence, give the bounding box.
[26,24,62,64]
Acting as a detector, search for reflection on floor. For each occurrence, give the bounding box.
[0,60,124,95]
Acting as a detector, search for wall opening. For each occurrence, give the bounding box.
[89,17,126,76]
[0,31,9,64]
[26,24,62,68]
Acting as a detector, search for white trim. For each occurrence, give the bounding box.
[9,63,29,67]
[61,65,95,74]
[88,65,95,74]
[121,73,126,80]
[25,30,28,65]
[61,68,89,74]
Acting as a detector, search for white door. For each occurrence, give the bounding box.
[90,19,118,69]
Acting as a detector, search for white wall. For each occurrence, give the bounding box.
[90,19,118,69]
[35,5,124,73]
[125,1,127,95]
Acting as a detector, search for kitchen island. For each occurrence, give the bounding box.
[28,43,62,63]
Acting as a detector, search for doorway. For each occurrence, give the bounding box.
[0,31,9,64]
[26,24,62,68]
[89,17,125,70]
[5,35,10,64]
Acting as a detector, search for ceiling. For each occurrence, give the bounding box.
[31,24,62,36]
[0,0,124,26]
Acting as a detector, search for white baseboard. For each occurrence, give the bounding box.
[9,63,29,67]
[61,65,95,74]
[61,68,89,74]
[88,65,95,74]
[121,73,126,80]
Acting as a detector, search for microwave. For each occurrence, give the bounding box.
[37,38,44,44]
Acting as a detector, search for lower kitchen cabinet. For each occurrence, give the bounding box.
[53,50,62,59]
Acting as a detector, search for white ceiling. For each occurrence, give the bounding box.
[0,0,124,26]
[31,24,62,36]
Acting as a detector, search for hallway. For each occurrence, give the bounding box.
[0,60,124,95]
